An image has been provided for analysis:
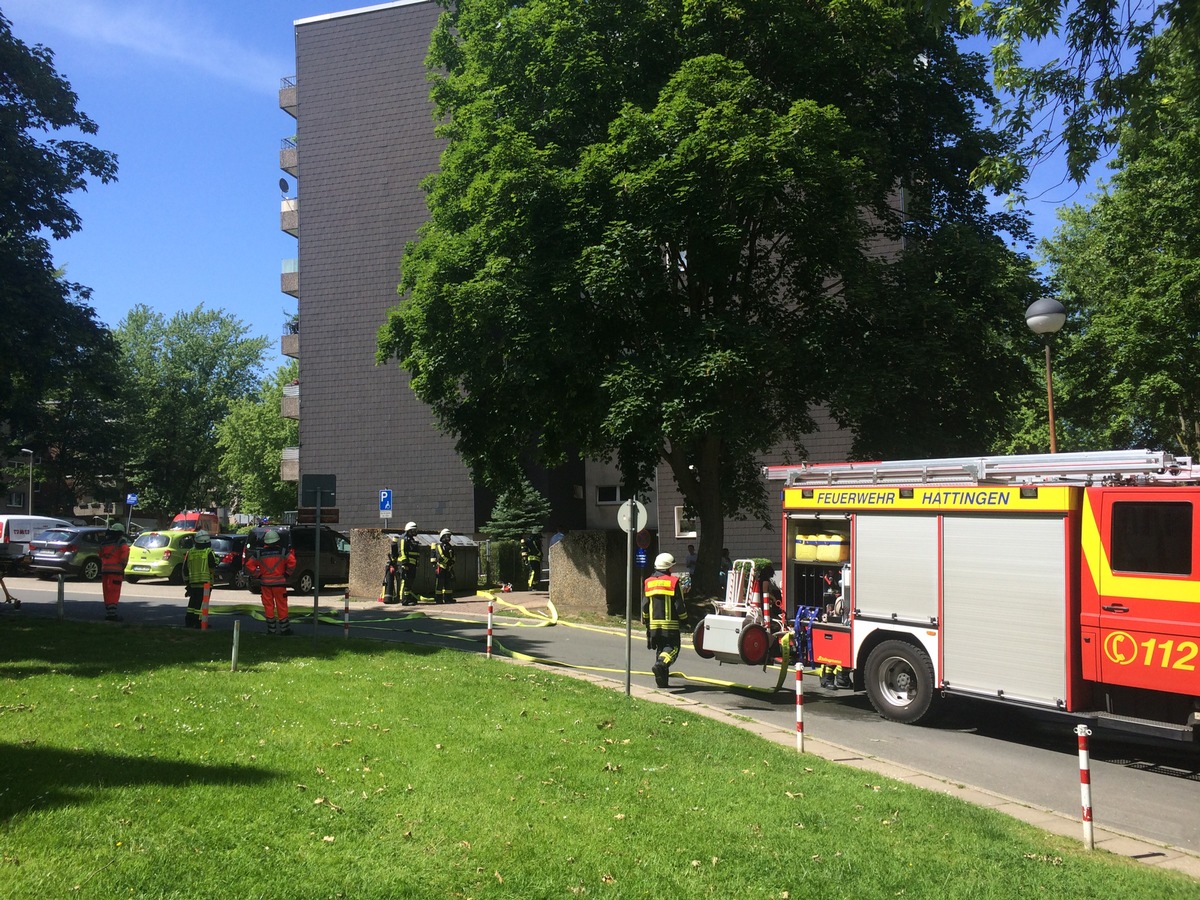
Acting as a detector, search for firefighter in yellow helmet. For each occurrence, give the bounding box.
[642,552,688,688]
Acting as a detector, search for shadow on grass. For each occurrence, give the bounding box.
[0,743,276,820]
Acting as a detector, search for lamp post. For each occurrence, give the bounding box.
[1025,298,1067,453]
[19,448,32,514]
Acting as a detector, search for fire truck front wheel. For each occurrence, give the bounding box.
[863,640,939,725]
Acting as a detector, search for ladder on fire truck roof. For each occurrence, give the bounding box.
[765,449,1197,488]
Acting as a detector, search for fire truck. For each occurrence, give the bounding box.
[694,449,1200,742]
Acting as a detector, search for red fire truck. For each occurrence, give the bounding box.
[696,450,1200,741]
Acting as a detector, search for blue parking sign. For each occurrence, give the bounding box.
[379,488,393,518]
[126,493,138,507]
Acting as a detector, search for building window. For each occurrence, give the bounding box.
[674,506,698,539]
[6,492,24,509]
[596,485,632,505]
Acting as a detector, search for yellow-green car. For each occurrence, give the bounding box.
[124,529,196,584]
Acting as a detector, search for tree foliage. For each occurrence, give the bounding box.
[483,476,551,542]
[1041,31,1200,458]
[942,0,1198,189]
[116,304,268,521]
[216,362,300,519]
[379,0,1037,591]
[0,12,119,479]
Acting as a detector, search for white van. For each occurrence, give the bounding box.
[0,515,75,564]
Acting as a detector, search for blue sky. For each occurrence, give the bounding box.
[7,0,1100,379]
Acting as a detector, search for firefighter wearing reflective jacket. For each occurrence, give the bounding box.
[97,522,130,621]
[400,521,421,605]
[181,531,217,629]
[642,552,689,688]
[382,538,402,604]
[520,534,542,590]
[431,528,456,604]
[246,531,297,635]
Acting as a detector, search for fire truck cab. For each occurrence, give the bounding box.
[755,450,1200,741]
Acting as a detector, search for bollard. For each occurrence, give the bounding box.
[487,600,493,659]
[231,619,241,672]
[1076,723,1094,849]
[343,587,350,639]
[57,573,65,621]
[795,662,804,753]
[201,583,211,630]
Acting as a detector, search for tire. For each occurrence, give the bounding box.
[168,563,184,586]
[125,575,140,584]
[863,639,939,725]
[296,571,316,594]
[80,558,101,582]
[232,568,249,590]
[693,620,714,659]
[738,622,770,666]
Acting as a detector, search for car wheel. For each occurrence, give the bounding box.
[168,564,184,585]
[81,558,102,582]
[233,568,250,590]
[125,575,140,584]
[297,571,316,594]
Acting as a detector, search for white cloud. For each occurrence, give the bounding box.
[4,0,289,96]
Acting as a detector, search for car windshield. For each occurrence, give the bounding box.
[134,534,169,549]
[211,538,237,553]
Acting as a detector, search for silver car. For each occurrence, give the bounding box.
[28,526,108,582]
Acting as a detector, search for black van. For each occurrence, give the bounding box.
[242,525,350,594]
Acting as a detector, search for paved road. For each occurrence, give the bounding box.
[7,575,1200,864]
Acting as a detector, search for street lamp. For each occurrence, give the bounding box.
[1025,298,1067,453]
[19,448,32,514]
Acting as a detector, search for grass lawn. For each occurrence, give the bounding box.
[0,619,1195,899]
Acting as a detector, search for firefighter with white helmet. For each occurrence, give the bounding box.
[399,521,421,605]
[430,527,456,604]
[642,552,689,688]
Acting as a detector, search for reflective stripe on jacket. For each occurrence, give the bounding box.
[249,548,296,586]
[401,535,421,566]
[183,549,216,586]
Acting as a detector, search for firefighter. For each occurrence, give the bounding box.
[381,537,402,604]
[642,552,688,688]
[519,533,542,590]
[97,521,130,621]
[430,528,455,604]
[246,530,297,634]
[181,531,217,629]
[399,521,421,605]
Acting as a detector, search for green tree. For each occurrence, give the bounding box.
[380,0,1036,593]
[116,304,269,521]
[483,477,551,542]
[0,12,119,479]
[216,362,300,519]
[1040,32,1200,458]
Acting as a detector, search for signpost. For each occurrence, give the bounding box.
[618,499,648,697]
[300,474,337,642]
[125,493,138,531]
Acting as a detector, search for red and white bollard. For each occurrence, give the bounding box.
[1076,723,1094,849]
[486,599,494,659]
[795,662,805,753]
[343,587,350,639]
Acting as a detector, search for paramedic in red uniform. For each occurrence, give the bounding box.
[246,530,297,635]
[97,522,130,621]
[642,552,689,688]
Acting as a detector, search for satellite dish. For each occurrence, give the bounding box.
[278,178,289,194]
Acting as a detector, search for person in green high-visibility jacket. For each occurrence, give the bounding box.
[181,531,217,629]
[641,552,688,688]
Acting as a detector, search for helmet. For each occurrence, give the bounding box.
[654,552,674,571]
[405,521,417,532]
[109,522,125,533]
[439,528,451,539]
[194,531,211,545]
[263,530,281,545]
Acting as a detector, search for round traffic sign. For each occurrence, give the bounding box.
[635,528,651,550]
[617,499,648,534]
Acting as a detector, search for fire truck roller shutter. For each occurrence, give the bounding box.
[854,515,939,624]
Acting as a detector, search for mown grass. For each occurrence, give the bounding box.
[0,619,1195,899]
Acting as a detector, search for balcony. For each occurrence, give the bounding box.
[281,258,298,297]
[281,197,299,236]
[281,332,299,358]
[281,381,300,420]
[281,446,299,483]
[280,137,298,177]
[279,75,297,117]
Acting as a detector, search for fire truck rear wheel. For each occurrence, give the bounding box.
[863,639,939,725]
[692,621,715,659]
